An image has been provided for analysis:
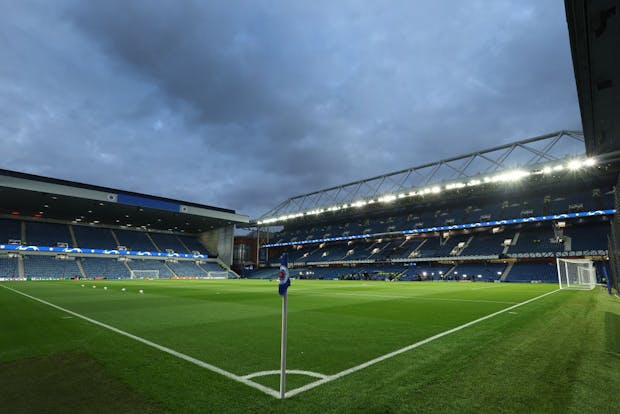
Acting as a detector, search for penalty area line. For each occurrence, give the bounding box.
[285,288,561,399]
[0,284,280,399]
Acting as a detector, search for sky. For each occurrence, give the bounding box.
[0,0,581,219]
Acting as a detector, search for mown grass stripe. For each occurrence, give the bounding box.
[0,284,280,399]
[285,288,560,398]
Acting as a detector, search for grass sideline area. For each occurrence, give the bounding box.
[0,279,618,413]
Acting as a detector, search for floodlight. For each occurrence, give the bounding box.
[379,195,397,203]
[584,158,596,167]
[567,160,582,170]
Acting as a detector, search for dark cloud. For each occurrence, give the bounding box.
[0,0,580,219]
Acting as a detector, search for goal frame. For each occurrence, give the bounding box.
[130,269,161,279]
[556,258,596,290]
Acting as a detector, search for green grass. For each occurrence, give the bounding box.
[0,279,618,413]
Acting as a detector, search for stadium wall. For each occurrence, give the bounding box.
[199,225,235,266]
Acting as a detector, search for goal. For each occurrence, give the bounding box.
[556,258,596,290]
[130,270,161,279]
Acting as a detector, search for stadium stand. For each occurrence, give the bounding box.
[178,235,209,254]
[461,232,511,256]
[149,232,188,253]
[72,225,117,249]
[0,256,18,278]
[400,264,453,281]
[450,262,506,282]
[565,222,610,252]
[0,219,21,243]
[81,258,131,279]
[167,261,206,277]
[23,256,81,279]
[504,261,558,283]
[126,259,173,278]
[507,227,564,254]
[25,222,72,247]
[113,229,157,251]
[199,261,224,273]
[246,267,281,279]
[270,185,614,246]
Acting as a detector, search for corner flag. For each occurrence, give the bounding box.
[278,252,290,296]
[278,252,290,399]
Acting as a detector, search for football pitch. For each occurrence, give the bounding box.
[1,279,619,413]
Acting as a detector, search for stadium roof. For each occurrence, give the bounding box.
[257,130,589,224]
[565,0,620,155]
[0,168,249,233]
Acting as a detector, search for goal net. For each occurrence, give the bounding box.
[204,271,229,279]
[130,270,161,279]
[556,258,596,290]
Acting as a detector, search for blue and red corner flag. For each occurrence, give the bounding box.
[278,252,290,296]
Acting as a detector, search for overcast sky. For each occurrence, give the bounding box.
[0,0,581,218]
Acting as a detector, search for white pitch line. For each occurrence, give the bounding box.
[0,284,280,399]
[285,288,561,399]
[244,370,327,380]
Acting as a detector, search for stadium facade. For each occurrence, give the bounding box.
[0,168,248,280]
[244,131,617,288]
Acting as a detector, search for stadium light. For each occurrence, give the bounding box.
[257,157,598,225]
[584,158,596,167]
[379,194,397,203]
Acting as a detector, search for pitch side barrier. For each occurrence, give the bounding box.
[0,244,207,259]
[261,209,616,248]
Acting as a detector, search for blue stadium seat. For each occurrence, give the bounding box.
[505,262,557,283]
[81,257,131,279]
[0,219,21,244]
[0,256,19,278]
[23,255,81,279]
[26,222,72,247]
[113,229,157,252]
[167,261,207,277]
[72,225,117,249]
[126,259,173,277]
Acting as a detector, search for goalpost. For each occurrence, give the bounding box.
[130,270,161,279]
[556,258,596,290]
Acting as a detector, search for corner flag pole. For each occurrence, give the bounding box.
[280,291,288,399]
[278,252,290,399]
